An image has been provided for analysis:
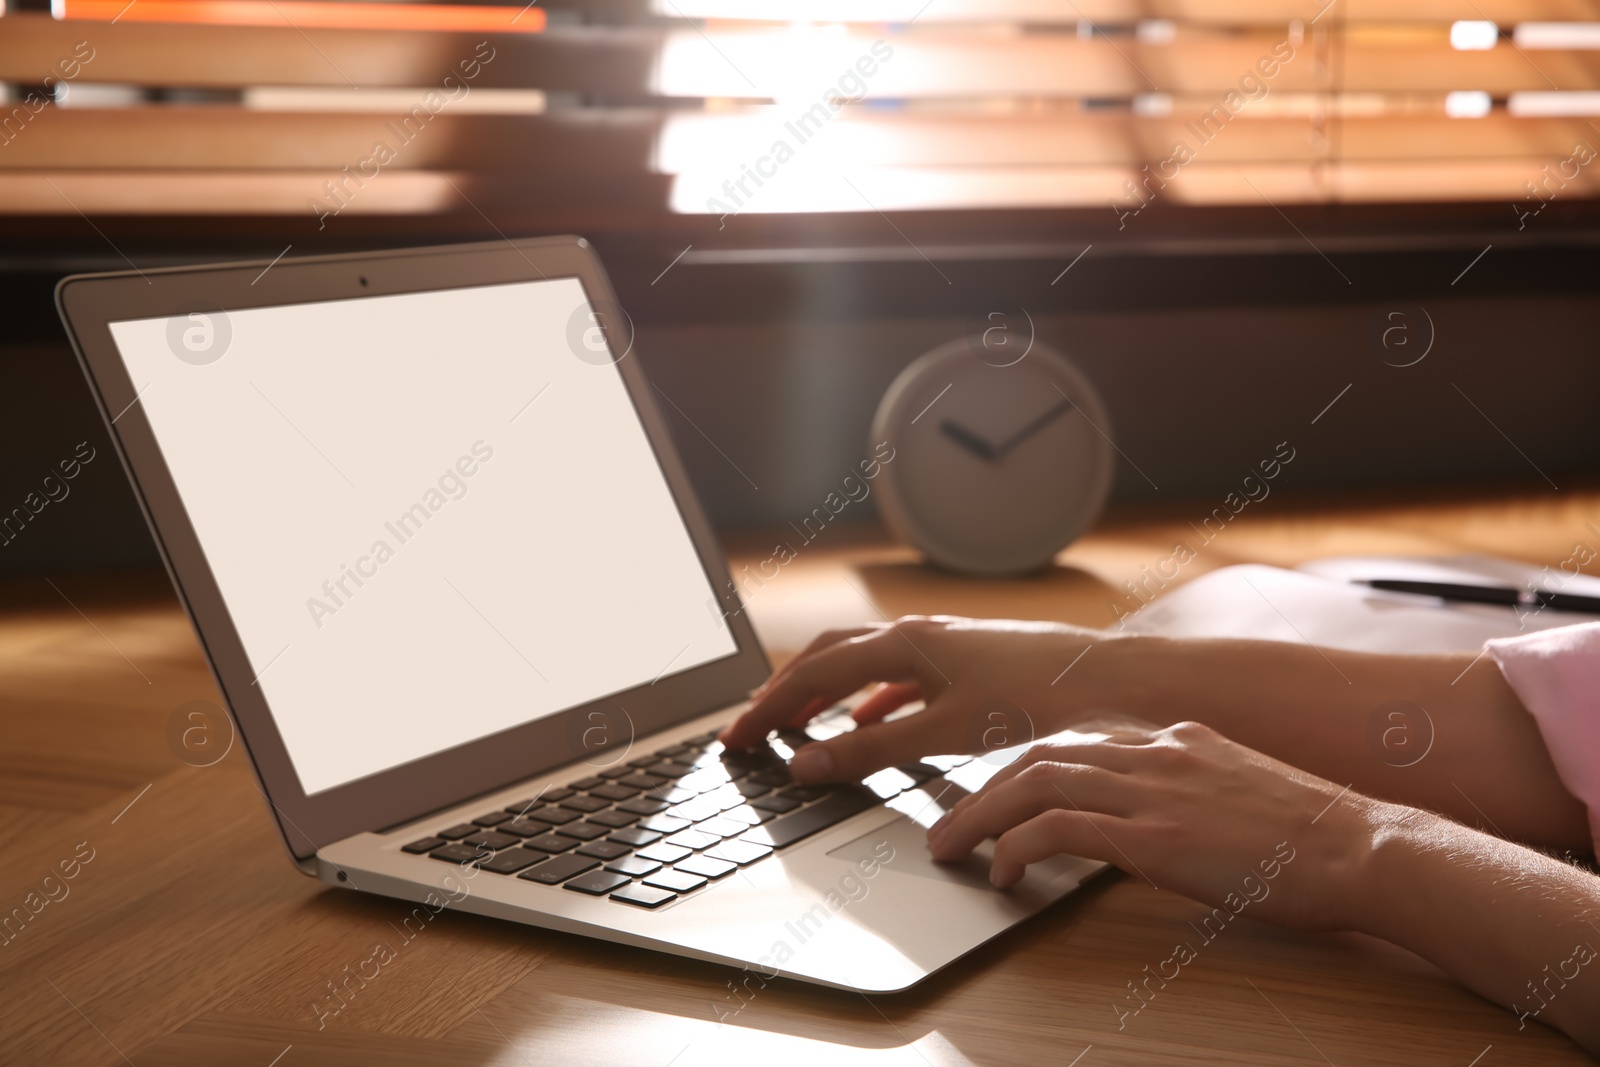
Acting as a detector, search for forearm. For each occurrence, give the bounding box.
[1085,634,1589,852]
[1345,805,1600,1051]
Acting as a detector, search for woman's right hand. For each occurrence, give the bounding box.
[718,615,1136,783]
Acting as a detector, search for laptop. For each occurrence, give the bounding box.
[56,236,1104,994]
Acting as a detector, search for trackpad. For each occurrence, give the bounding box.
[827,815,1086,892]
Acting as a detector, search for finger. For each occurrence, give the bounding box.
[966,733,1150,802]
[753,625,882,698]
[936,734,1149,829]
[851,682,922,725]
[928,762,1132,862]
[783,695,833,729]
[989,807,1135,889]
[787,701,964,783]
[720,628,925,748]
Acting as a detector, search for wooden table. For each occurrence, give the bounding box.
[3,488,1596,1065]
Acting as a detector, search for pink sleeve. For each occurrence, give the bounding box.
[1486,622,1600,855]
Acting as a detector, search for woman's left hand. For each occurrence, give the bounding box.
[927,721,1386,932]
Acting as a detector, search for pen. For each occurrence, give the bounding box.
[1355,579,1600,615]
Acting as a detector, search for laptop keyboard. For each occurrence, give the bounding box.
[400,725,970,909]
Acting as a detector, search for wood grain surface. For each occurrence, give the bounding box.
[1,488,1595,1065]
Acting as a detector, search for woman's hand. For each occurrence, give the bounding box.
[929,720,1382,931]
[719,616,1130,784]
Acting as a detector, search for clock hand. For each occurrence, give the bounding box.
[992,397,1077,460]
[939,420,998,462]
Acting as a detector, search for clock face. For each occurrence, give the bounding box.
[871,338,1115,576]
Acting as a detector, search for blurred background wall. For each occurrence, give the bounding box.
[3,0,1598,573]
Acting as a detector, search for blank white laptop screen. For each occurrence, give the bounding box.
[107,277,738,795]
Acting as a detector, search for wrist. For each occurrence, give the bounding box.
[1076,631,1187,721]
[1323,799,1437,934]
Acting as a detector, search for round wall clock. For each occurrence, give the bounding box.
[870,337,1116,576]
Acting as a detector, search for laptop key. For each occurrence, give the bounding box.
[438,823,479,840]
[743,787,880,850]
[780,785,829,802]
[526,806,579,825]
[636,843,691,864]
[665,829,719,850]
[590,784,639,802]
[617,798,669,815]
[598,766,634,779]
[750,768,791,788]
[558,795,610,814]
[636,814,690,834]
[518,853,599,885]
[576,840,632,860]
[501,818,547,837]
[611,884,677,909]
[644,786,696,805]
[478,848,545,875]
[677,768,730,793]
[587,810,639,829]
[705,787,747,812]
[706,840,772,866]
[429,843,492,864]
[538,787,577,803]
[565,870,632,896]
[554,821,608,841]
[402,837,446,854]
[644,869,707,893]
[628,754,664,768]
[567,776,606,791]
[750,794,800,814]
[863,768,918,799]
[472,811,513,826]
[463,831,520,851]
[898,763,942,784]
[734,780,771,799]
[608,827,662,848]
[619,773,668,791]
[694,817,747,839]
[524,832,579,853]
[675,855,737,880]
[648,760,696,778]
[606,855,662,877]
[666,797,721,823]
[655,743,694,758]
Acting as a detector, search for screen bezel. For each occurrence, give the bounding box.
[57,236,769,863]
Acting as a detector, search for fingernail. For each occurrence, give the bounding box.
[789,746,834,783]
